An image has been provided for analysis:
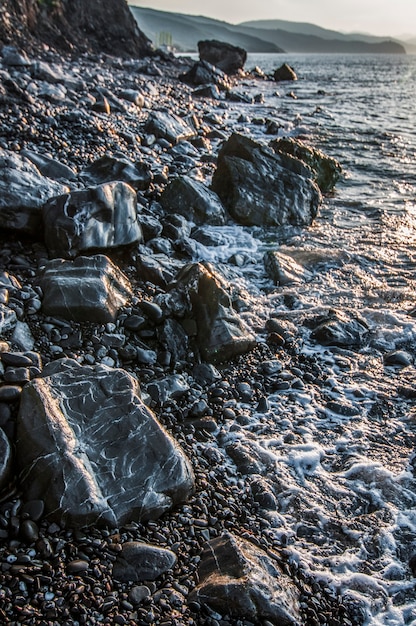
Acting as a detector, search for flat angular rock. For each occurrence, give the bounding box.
[43,181,142,258]
[180,60,231,91]
[0,150,69,234]
[270,137,342,193]
[21,150,77,183]
[17,359,195,528]
[113,542,177,582]
[40,255,132,323]
[211,133,321,227]
[136,253,184,288]
[198,40,247,74]
[173,262,256,363]
[160,176,226,226]
[144,111,197,145]
[79,155,153,191]
[189,532,301,625]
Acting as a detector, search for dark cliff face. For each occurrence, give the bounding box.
[0,0,153,57]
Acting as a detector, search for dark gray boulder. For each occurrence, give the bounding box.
[173,262,256,363]
[198,40,247,74]
[270,137,342,193]
[0,150,69,235]
[308,309,369,348]
[144,111,197,145]
[180,60,231,91]
[136,253,184,288]
[79,155,153,191]
[274,63,297,81]
[21,150,77,183]
[189,532,301,625]
[43,181,142,258]
[40,255,132,323]
[160,176,226,226]
[16,359,195,528]
[113,542,177,583]
[211,133,321,227]
[0,428,12,491]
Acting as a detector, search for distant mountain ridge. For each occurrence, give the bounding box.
[129,6,406,54]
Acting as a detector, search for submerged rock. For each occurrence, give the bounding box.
[40,255,132,323]
[17,359,195,528]
[264,250,313,285]
[211,133,321,227]
[308,309,369,348]
[270,137,342,193]
[189,532,301,625]
[160,175,226,225]
[43,182,142,258]
[198,39,247,74]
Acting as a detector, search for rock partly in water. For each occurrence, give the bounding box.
[113,542,177,583]
[198,40,247,74]
[270,137,342,193]
[189,532,301,625]
[0,150,69,234]
[211,133,321,227]
[308,309,370,348]
[160,175,226,226]
[79,155,153,191]
[274,63,298,82]
[264,250,313,286]
[173,262,256,363]
[17,359,195,528]
[43,182,142,258]
[40,255,132,323]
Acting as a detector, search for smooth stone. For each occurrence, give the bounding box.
[0,385,22,402]
[20,519,39,543]
[20,500,45,522]
[66,559,89,574]
[113,542,177,582]
[128,585,151,605]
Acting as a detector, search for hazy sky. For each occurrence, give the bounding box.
[130,1,416,38]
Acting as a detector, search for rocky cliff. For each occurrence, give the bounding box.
[0,0,152,57]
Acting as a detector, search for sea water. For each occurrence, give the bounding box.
[191,53,416,625]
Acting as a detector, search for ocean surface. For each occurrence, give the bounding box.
[193,53,416,625]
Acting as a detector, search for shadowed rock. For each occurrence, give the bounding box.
[43,181,142,259]
[113,542,177,582]
[40,255,132,323]
[189,532,301,625]
[180,60,231,91]
[0,428,12,491]
[198,40,247,74]
[270,137,342,193]
[17,359,195,528]
[160,176,226,226]
[211,133,321,227]
[173,262,256,363]
[0,150,69,235]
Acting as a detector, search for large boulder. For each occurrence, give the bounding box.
[173,262,256,363]
[198,40,247,74]
[43,181,142,258]
[40,255,132,323]
[270,137,342,193]
[273,63,297,82]
[16,359,195,528]
[160,176,226,226]
[189,532,301,625]
[211,133,321,227]
[0,150,69,235]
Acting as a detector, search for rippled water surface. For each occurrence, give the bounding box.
[194,54,416,625]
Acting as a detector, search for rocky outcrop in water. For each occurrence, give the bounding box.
[17,359,195,528]
[211,132,321,226]
[198,40,247,74]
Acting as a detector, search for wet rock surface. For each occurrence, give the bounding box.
[198,40,247,75]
